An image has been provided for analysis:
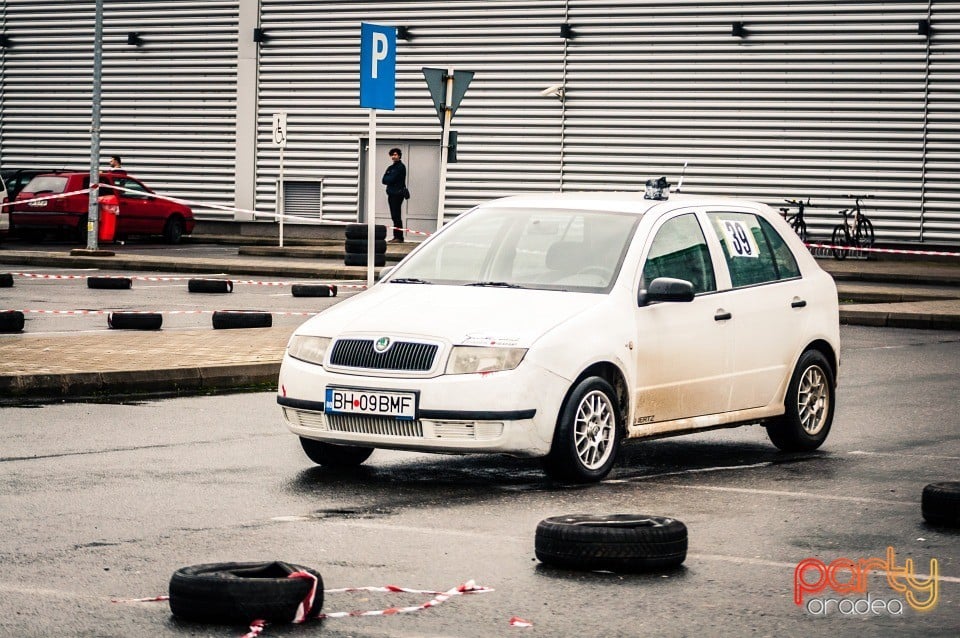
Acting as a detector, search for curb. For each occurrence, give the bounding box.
[840,308,960,330]
[0,362,279,404]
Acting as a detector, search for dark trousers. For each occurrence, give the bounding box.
[388,193,405,240]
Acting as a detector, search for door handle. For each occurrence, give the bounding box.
[714,310,732,321]
[791,299,807,308]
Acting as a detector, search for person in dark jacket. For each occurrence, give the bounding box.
[381,147,407,242]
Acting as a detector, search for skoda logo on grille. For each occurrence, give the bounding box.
[374,336,392,353]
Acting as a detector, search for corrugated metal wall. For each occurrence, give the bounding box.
[2,1,958,241]
[255,0,568,222]
[254,0,958,243]
[0,0,239,216]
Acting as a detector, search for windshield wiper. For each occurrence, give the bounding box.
[466,281,525,288]
[389,277,432,284]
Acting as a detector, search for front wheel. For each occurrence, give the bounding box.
[854,216,875,248]
[831,225,848,260]
[299,437,373,467]
[543,377,622,483]
[766,350,835,452]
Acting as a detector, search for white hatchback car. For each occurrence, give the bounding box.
[278,188,839,482]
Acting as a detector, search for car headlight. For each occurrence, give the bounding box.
[287,335,331,366]
[445,346,527,375]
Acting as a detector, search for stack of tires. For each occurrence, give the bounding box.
[344,223,387,267]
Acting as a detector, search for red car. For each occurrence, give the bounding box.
[11,171,195,243]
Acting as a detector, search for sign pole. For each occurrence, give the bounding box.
[278,142,285,247]
[272,112,288,248]
[366,109,377,288]
[435,68,454,231]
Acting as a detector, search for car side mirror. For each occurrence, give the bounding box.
[638,277,696,307]
[376,266,394,281]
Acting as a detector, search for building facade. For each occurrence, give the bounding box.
[1,1,958,243]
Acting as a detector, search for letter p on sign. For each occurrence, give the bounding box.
[360,23,396,110]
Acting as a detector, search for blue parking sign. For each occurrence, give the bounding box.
[360,23,396,110]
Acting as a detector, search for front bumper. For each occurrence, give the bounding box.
[277,353,570,458]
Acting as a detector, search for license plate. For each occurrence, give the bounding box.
[324,386,417,420]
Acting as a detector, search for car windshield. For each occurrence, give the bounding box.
[22,176,68,195]
[388,206,641,292]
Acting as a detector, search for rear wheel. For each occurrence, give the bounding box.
[543,377,622,483]
[791,219,808,242]
[299,438,373,467]
[766,350,835,452]
[75,216,88,244]
[831,225,848,260]
[163,216,185,244]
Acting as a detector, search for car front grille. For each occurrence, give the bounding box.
[329,338,439,372]
[283,408,503,441]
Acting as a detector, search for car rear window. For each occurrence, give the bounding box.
[22,176,68,194]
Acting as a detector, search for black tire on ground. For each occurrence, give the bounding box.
[922,482,960,527]
[535,514,688,572]
[291,283,338,298]
[108,312,163,330]
[343,252,386,267]
[163,216,186,244]
[0,273,13,288]
[542,376,623,483]
[168,561,324,624]
[188,278,233,293]
[212,310,273,329]
[300,437,374,467]
[766,350,835,452]
[344,238,387,254]
[344,223,387,240]
[87,276,133,290]
[0,310,26,333]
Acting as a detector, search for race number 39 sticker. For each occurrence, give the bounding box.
[719,219,760,258]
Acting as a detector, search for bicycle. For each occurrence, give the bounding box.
[779,197,810,242]
[831,194,875,260]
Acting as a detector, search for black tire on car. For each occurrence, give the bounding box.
[344,238,387,253]
[343,252,386,267]
[344,223,387,240]
[291,283,338,298]
[921,482,960,527]
[163,215,186,244]
[766,349,835,452]
[87,276,133,290]
[188,278,233,293]
[168,561,324,624]
[212,310,273,329]
[542,376,623,483]
[535,514,688,572]
[300,437,374,467]
[0,310,26,333]
[107,312,163,330]
[0,273,13,288]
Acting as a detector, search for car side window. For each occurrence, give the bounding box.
[641,213,716,294]
[115,177,149,197]
[707,212,798,287]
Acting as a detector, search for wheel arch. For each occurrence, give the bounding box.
[565,361,631,436]
[803,339,839,381]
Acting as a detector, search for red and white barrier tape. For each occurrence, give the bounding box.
[10,308,317,317]
[115,579,495,637]
[7,272,367,289]
[805,242,960,257]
